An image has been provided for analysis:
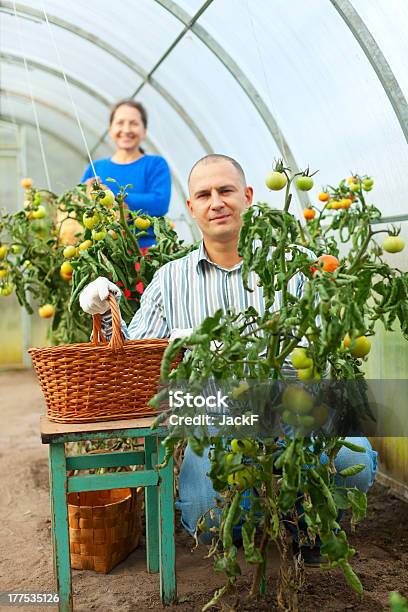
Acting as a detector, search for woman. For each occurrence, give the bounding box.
[81,100,171,248]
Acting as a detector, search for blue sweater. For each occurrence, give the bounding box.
[81,155,171,247]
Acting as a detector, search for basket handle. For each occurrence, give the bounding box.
[92,293,124,351]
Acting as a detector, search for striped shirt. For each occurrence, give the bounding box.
[102,241,309,378]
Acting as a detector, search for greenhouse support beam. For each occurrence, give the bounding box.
[0,113,88,160]
[1,90,106,145]
[153,0,311,210]
[1,52,111,108]
[90,0,215,155]
[330,0,408,145]
[369,214,408,225]
[0,2,212,155]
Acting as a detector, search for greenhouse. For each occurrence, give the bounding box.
[0,1,408,610]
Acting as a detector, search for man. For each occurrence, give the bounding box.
[80,154,377,547]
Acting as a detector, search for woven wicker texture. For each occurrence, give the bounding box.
[67,487,143,573]
[29,294,180,423]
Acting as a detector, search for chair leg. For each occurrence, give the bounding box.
[144,435,159,573]
[158,440,177,604]
[48,443,72,612]
[48,446,57,579]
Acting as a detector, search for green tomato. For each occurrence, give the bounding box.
[265,171,287,191]
[362,184,372,192]
[362,178,374,188]
[349,182,360,192]
[0,283,13,296]
[230,438,258,456]
[11,244,22,255]
[31,205,46,219]
[227,467,254,490]
[282,385,314,413]
[290,348,313,370]
[381,236,405,253]
[311,403,329,428]
[297,366,321,382]
[63,245,77,259]
[98,189,115,208]
[296,176,314,191]
[344,334,371,358]
[92,228,107,241]
[83,211,100,230]
[282,409,299,427]
[225,453,236,465]
[231,381,249,399]
[135,217,151,230]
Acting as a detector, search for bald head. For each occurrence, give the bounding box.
[188,154,246,194]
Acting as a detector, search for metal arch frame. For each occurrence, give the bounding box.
[330,0,408,145]
[153,0,311,208]
[0,1,212,154]
[1,89,188,200]
[0,113,88,159]
[1,87,97,124]
[1,51,112,109]
[3,0,309,206]
[2,52,199,187]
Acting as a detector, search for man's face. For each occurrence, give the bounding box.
[187,160,253,242]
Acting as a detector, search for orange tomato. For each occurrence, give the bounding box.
[38,304,55,318]
[316,254,340,273]
[21,177,33,189]
[318,192,329,202]
[303,208,316,221]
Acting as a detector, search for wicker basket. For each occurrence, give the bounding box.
[68,487,143,573]
[29,294,180,423]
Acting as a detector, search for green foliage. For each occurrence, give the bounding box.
[152,167,407,609]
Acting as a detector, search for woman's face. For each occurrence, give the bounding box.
[109,105,146,152]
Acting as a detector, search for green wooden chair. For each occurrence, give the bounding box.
[40,416,176,612]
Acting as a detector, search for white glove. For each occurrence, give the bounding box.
[79,276,122,315]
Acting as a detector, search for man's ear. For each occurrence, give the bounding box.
[186,198,195,218]
[245,186,254,207]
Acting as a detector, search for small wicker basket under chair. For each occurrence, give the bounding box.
[68,487,143,573]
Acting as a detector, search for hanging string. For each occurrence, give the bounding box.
[40,0,97,179]
[12,0,52,190]
[245,0,288,166]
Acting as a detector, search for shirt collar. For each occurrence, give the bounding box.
[196,241,243,274]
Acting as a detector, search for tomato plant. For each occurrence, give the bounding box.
[152,165,408,610]
[0,179,194,345]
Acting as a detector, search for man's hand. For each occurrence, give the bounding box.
[79,276,121,315]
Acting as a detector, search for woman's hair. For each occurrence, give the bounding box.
[109,100,148,129]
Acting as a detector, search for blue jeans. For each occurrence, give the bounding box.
[175,437,378,539]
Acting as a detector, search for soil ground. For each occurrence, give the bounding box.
[0,370,407,611]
